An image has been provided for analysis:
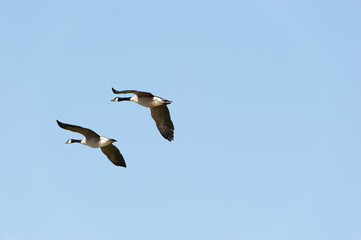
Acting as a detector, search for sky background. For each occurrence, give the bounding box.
[1,0,361,239]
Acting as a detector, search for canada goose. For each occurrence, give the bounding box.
[56,120,126,167]
[111,88,174,141]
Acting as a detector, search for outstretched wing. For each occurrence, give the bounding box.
[101,144,126,167]
[112,88,154,97]
[56,120,100,138]
[150,105,174,141]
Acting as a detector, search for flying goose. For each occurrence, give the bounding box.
[111,88,174,141]
[56,120,126,167]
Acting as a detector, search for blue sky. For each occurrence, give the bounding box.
[1,0,361,239]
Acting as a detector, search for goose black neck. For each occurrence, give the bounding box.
[112,97,131,102]
[71,139,82,143]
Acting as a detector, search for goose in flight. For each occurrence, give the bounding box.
[56,120,126,167]
[111,88,174,141]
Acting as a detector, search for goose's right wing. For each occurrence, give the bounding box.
[56,120,100,138]
[150,105,174,141]
[111,88,153,97]
[101,144,126,167]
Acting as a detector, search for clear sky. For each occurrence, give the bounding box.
[1,0,361,239]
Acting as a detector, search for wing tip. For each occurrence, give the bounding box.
[114,162,127,167]
[162,131,174,142]
[114,157,127,167]
[166,134,174,141]
[56,120,64,128]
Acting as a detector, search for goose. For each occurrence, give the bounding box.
[111,88,174,141]
[56,120,126,167]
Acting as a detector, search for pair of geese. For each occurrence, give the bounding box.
[57,88,174,168]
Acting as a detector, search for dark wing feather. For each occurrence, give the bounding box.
[101,144,126,167]
[150,105,174,141]
[56,120,100,138]
[112,88,153,97]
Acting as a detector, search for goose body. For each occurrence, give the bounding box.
[75,136,115,148]
[111,88,174,141]
[129,95,166,108]
[56,120,126,167]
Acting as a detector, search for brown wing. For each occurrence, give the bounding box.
[150,105,174,141]
[101,144,126,167]
[56,120,100,138]
[111,88,154,97]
